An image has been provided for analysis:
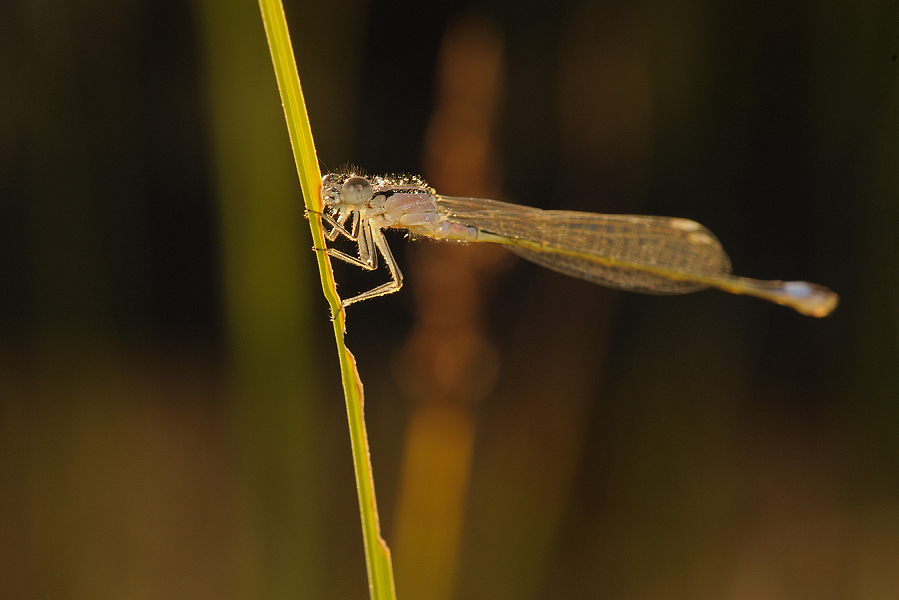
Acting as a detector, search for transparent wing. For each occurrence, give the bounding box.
[436,195,731,294]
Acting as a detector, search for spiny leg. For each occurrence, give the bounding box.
[338,223,404,308]
[309,207,359,242]
[313,211,377,271]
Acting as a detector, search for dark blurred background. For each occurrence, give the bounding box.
[1,0,897,598]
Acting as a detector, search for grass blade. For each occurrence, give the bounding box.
[256,1,397,598]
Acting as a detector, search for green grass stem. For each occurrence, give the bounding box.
[256,1,397,598]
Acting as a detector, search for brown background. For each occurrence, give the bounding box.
[1,0,897,598]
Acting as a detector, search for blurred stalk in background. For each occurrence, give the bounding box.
[196,0,322,597]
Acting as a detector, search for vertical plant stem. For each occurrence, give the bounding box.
[255,1,397,599]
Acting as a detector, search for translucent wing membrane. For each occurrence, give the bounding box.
[437,196,732,294]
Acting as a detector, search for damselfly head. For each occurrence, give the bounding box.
[341,177,373,206]
[321,173,367,211]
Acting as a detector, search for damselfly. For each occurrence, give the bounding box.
[315,172,838,317]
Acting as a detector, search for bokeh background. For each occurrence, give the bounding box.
[2,0,898,598]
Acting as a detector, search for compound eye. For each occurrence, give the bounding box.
[341,177,373,206]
